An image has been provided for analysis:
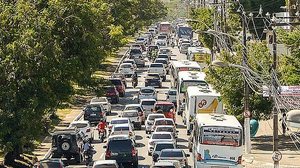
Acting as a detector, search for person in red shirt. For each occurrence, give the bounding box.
[97,119,107,139]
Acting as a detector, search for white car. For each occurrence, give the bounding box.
[155,39,167,47]
[90,97,111,115]
[110,123,135,141]
[69,120,94,142]
[145,114,165,134]
[138,87,157,101]
[123,59,137,69]
[148,63,166,81]
[152,118,175,132]
[154,125,178,138]
[120,110,142,130]
[166,89,177,104]
[157,54,170,63]
[93,160,119,168]
[147,132,175,155]
[119,63,135,77]
[108,118,133,133]
[140,99,157,117]
[123,104,145,124]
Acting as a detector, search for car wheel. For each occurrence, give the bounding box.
[60,140,71,152]
[133,160,139,168]
[148,151,152,156]
[163,76,166,81]
[75,153,82,163]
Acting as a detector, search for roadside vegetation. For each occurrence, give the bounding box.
[0,0,166,166]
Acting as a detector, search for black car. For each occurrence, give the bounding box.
[104,139,138,167]
[34,158,65,168]
[145,73,162,88]
[83,104,106,124]
[51,128,84,163]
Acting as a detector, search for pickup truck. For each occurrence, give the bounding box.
[148,63,166,81]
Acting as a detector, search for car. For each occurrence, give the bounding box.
[123,104,145,124]
[111,73,127,87]
[93,160,119,168]
[33,158,65,168]
[148,63,166,81]
[83,104,106,124]
[120,110,142,130]
[145,73,162,88]
[153,125,178,139]
[147,132,175,156]
[90,97,111,115]
[166,89,177,105]
[151,160,181,168]
[129,48,145,67]
[153,101,176,122]
[154,58,169,74]
[69,120,94,142]
[157,54,170,63]
[154,39,167,47]
[157,149,190,168]
[119,63,135,77]
[179,43,191,54]
[109,78,126,97]
[138,87,157,100]
[108,118,133,133]
[136,37,148,45]
[140,99,157,117]
[158,48,171,55]
[104,86,119,104]
[145,114,165,134]
[131,44,145,52]
[51,128,84,163]
[104,139,138,168]
[151,118,175,132]
[123,59,137,69]
[110,123,135,141]
[152,142,176,162]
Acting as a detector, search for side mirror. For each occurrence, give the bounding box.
[103,145,107,148]
[176,130,179,133]
[147,135,150,138]
[186,153,190,157]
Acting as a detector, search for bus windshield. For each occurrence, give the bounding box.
[180,81,208,93]
[200,127,242,147]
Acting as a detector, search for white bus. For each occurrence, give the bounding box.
[170,60,202,87]
[184,86,223,135]
[191,114,243,168]
[176,71,208,115]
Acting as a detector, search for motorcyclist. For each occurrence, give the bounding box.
[132,72,138,88]
[83,139,91,156]
[97,118,107,139]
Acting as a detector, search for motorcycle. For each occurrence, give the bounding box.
[84,146,96,166]
[132,78,138,88]
[171,42,175,48]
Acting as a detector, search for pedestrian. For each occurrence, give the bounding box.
[281,113,288,135]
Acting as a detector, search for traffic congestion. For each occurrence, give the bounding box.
[37,19,243,168]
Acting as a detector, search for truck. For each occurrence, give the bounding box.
[177,26,193,39]
[184,86,224,135]
[159,22,172,35]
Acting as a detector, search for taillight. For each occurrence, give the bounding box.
[132,148,137,156]
[86,128,90,132]
[129,132,133,136]
[109,125,113,129]
[197,153,202,161]
[237,155,242,164]
[105,150,111,158]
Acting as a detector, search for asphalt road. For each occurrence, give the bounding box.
[66,46,190,168]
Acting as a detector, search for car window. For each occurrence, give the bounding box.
[155,60,167,64]
[111,120,128,125]
[158,55,168,58]
[114,127,129,131]
[154,105,174,112]
[152,134,172,139]
[94,164,117,168]
[110,79,122,85]
[155,120,174,125]
[108,140,133,152]
[160,151,184,157]
[123,112,138,117]
[155,144,175,151]
[141,89,154,93]
[148,115,164,121]
[156,127,173,132]
[125,106,141,111]
[168,91,176,95]
[142,101,156,106]
[150,64,163,68]
[130,49,142,55]
[70,123,88,128]
[121,64,132,68]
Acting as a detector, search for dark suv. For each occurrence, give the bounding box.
[83,104,106,124]
[105,86,119,104]
[109,78,126,97]
[51,128,84,163]
[105,139,138,167]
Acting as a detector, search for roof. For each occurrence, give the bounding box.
[140,86,155,90]
[125,104,141,107]
[93,160,117,165]
[70,120,89,124]
[186,86,220,97]
[161,149,184,152]
[153,162,174,166]
[110,117,130,121]
[123,109,138,113]
[155,101,174,105]
[140,98,156,102]
[155,141,174,144]
[113,123,131,128]
[171,60,201,69]
[152,131,172,135]
[147,113,165,117]
[154,118,174,121]
[195,113,242,128]
[178,71,206,81]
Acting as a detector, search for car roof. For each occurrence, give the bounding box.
[150,63,164,65]
[123,109,138,113]
[70,120,90,124]
[113,123,130,127]
[111,117,130,121]
[148,113,165,117]
[140,98,156,102]
[108,134,130,139]
[154,118,174,121]
[153,162,174,166]
[155,125,174,128]
[155,101,174,105]
[93,160,117,165]
[161,149,184,152]
[125,104,141,107]
[140,86,155,90]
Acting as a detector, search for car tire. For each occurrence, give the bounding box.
[51,152,60,158]
[133,160,139,168]
[75,153,83,163]
[120,92,125,97]
[60,140,71,152]
[148,151,152,156]
[163,76,166,82]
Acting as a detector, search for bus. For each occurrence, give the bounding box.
[190,114,243,168]
[187,47,211,68]
[170,60,202,87]
[176,71,207,115]
[159,22,172,35]
[184,86,223,135]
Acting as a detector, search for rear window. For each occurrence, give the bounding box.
[141,89,154,93]
[156,127,173,132]
[111,120,128,125]
[110,79,122,85]
[155,120,174,125]
[168,91,176,95]
[130,49,142,55]
[142,101,156,106]
[85,106,102,113]
[125,106,141,111]
[150,64,163,68]
[154,104,174,112]
[160,151,183,157]
[158,35,167,39]
[152,134,172,139]
[155,60,167,64]
[114,126,129,131]
[158,55,168,58]
[108,140,133,152]
[123,112,138,117]
[93,164,117,168]
[155,144,175,151]
[70,123,88,128]
[148,115,165,120]
[121,64,132,68]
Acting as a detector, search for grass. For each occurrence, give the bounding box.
[56,108,72,120]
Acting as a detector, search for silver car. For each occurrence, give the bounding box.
[158,149,190,168]
[145,114,165,134]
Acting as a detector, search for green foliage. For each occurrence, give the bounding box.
[206,42,273,121]
[277,28,300,85]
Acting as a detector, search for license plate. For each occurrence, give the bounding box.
[111,152,118,156]
[90,114,96,116]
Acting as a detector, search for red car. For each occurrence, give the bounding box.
[153,101,176,122]
[105,86,119,104]
[109,78,126,97]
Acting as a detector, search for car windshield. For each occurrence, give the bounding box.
[141,89,154,93]
[130,49,142,55]
[91,97,106,102]
[85,106,101,113]
[142,101,156,106]
[168,91,176,95]
[180,80,208,93]
[150,64,163,68]
[156,127,173,133]
[155,120,174,125]
[40,162,62,168]
[111,120,128,125]
[110,79,122,85]
[125,106,141,111]
[158,35,167,39]
[114,126,129,131]
[123,112,138,117]
[93,164,117,168]
[121,64,132,68]
[154,104,174,112]
[148,115,164,121]
[155,60,167,64]
[160,151,183,157]
[152,134,172,139]
[158,55,168,58]
[155,144,175,151]
[70,123,88,128]
[108,140,132,152]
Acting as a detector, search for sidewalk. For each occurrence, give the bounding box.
[243,119,300,168]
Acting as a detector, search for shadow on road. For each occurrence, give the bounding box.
[139,165,150,168]
[138,156,146,160]
[136,143,145,148]
[135,135,143,140]
[177,144,188,149]
[177,138,188,143]
[251,135,297,151]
